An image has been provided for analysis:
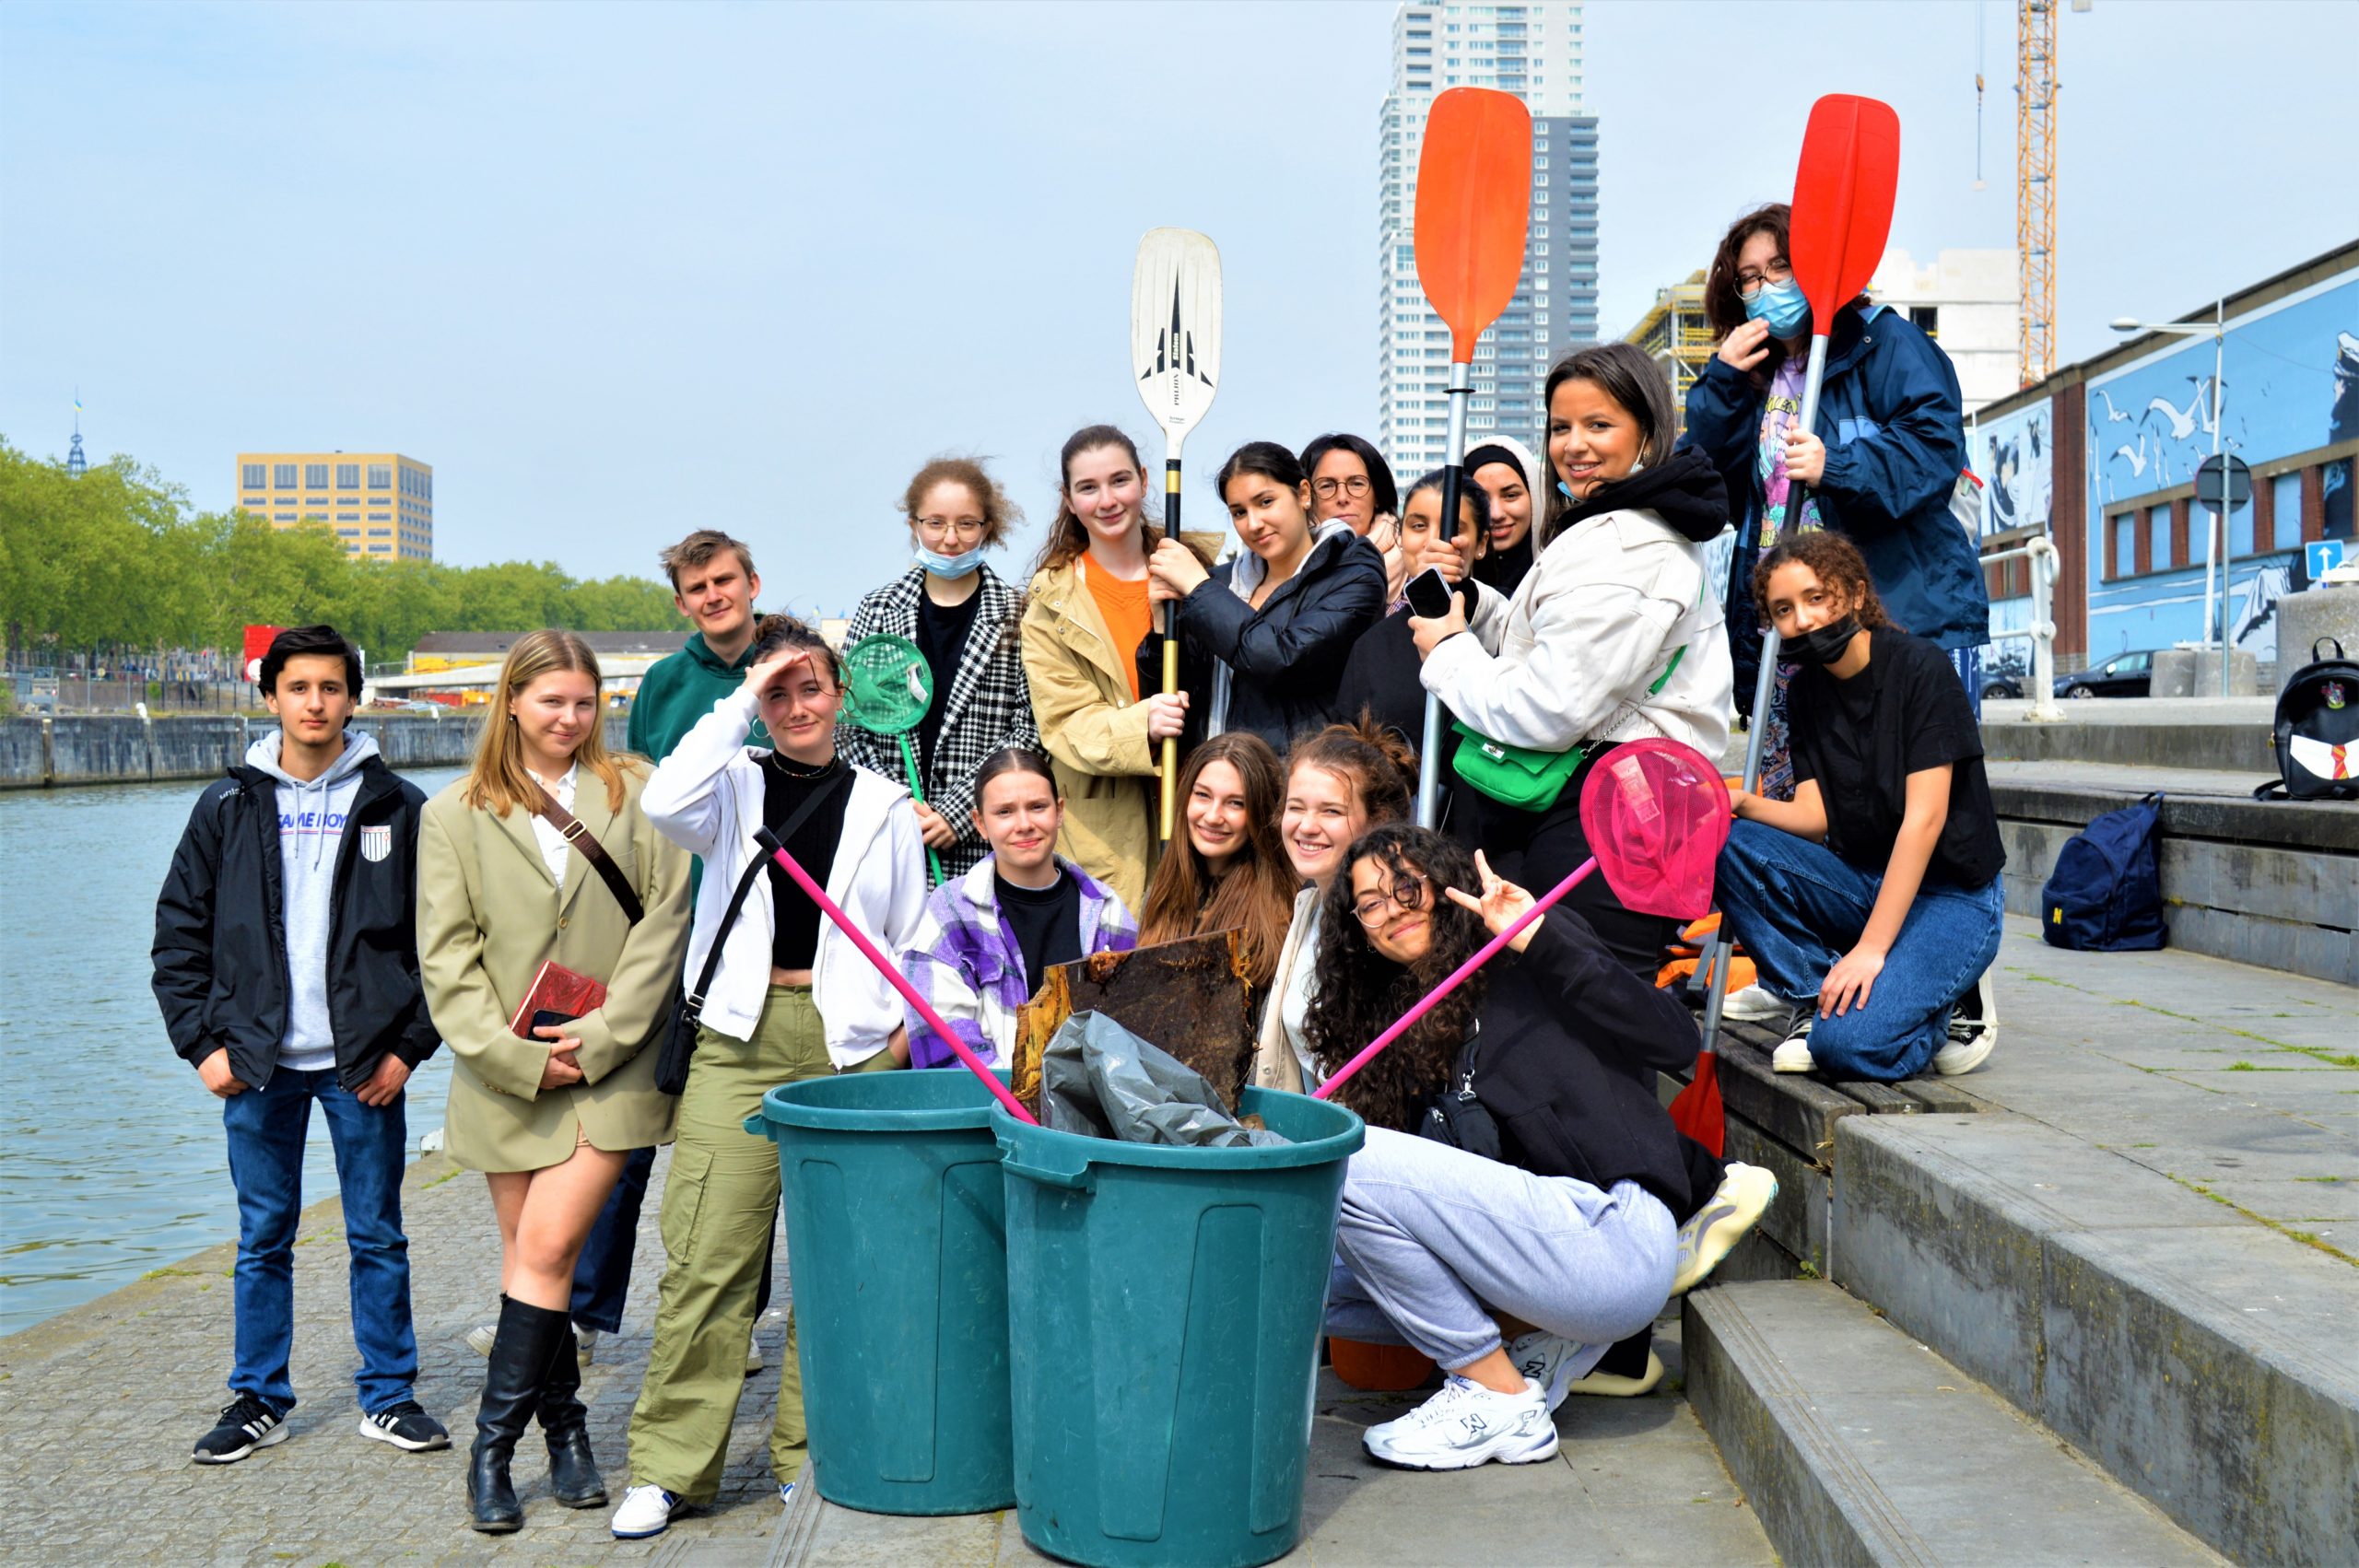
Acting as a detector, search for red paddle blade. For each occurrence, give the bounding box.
[1414,88,1532,362]
[1669,1051,1726,1158]
[1579,739,1731,919]
[1789,94,1901,333]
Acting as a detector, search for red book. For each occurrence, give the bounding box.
[509,960,608,1040]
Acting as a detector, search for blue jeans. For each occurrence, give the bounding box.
[1714,819,2004,1081]
[569,1142,655,1334]
[222,1067,417,1415]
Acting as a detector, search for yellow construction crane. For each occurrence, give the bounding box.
[2014,0,2089,387]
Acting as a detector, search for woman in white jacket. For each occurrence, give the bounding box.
[615,614,927,1540]
[1411,343,1735,979]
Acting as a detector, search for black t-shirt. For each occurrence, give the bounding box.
[1788,628,2005,889]
[760,755,852,969]
[913,590,981,778]
[996,867,1083,997]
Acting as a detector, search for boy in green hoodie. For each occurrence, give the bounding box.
[628,530,769,759]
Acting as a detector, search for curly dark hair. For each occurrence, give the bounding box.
[1302,825,1489,1132]
[1751,530,1900,634]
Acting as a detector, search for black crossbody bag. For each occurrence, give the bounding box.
[1419,1018,1502,1161]
[653,768,851,1095]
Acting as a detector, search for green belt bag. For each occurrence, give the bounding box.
[1450,642,1688,812]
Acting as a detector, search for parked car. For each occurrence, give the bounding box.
[2057,649,2157,699]
[1981,673,2025,700]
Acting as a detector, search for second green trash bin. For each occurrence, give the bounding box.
[992,1085,1365,1568]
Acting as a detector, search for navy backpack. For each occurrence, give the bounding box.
[2040,791,2168,952]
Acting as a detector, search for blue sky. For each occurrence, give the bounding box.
[3,0,2353,619]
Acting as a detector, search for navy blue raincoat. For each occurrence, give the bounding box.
[1682,304,1989,715]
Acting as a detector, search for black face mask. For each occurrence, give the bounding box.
[1784,614,1863,667]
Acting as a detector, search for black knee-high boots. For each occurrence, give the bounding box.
[538,1320,607,1508]
[469,1295,569,1533]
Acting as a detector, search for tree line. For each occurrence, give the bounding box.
[0,439,684,667]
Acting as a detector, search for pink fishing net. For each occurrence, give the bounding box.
[1579,739,1732,919]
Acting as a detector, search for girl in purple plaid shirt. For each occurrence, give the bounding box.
[899,748,1138,1069]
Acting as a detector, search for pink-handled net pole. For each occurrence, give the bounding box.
[1312,857,1600,1103]
[756,826,1039,1126]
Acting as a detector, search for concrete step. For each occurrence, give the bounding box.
[1684,1280,2226,1568]
[1832,1112,2359,1567]
[1980,696,2274,774]
[1987,759,2359,986]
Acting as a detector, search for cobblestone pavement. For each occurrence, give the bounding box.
[1,1145,788,1566]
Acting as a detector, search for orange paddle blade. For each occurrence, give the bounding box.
[1789,94,1901,333]
[1414,88,1532,362]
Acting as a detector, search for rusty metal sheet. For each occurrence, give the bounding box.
[1012,930,1255,1116]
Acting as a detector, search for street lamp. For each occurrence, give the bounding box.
[2111,303,2231,695]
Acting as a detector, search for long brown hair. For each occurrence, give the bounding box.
[1138,732,1296,989]
[463,629,640,815]
[1538,342,1677,548]
[1751,530,1899,632]
[1030,425,1157,579]
[1303,826,1488,1131]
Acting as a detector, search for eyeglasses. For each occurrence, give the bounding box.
[1735,259,1793,299]
[1352,873,1431,928]
[1312,474,1372,500]
[916,516,986,542]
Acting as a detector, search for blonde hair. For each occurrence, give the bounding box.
[463,629,640,815]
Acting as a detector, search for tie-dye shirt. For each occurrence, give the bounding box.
[1756,355,1824,551]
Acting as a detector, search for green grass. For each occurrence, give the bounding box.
[2165,1172,2358,1268]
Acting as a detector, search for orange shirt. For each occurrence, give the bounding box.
[1082,559,1154,700]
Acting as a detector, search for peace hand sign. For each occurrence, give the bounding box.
[1444,849,1542,952]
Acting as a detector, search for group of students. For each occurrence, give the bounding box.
[151,198,2005,1522]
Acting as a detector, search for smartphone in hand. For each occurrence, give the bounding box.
[1404,568,1454,621]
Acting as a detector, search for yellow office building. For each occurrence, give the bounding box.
[235,451,434,560]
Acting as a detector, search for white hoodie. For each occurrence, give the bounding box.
[246,728,379,1071]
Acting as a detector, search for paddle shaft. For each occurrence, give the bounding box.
[1414,361,1476,827]
[1160,456,1183,839]
[1313,854,1600,1104]
[1696,333,1832,1042]
[755,826,1039,1125]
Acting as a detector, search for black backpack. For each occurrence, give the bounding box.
[2040,792,2167,953]
[2254,637,2359,802]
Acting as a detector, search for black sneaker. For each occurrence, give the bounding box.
[194,1395,288,1464]
[358,1400,452,1452]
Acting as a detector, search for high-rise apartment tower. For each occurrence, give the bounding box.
[1378,3,1597,480]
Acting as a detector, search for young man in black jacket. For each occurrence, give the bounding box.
[152,626,448,1464]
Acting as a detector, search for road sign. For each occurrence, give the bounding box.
[2308,540,2348,579]
[2194,454,2252,512]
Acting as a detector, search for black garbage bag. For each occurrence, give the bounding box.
[1039,1011,1290,1148]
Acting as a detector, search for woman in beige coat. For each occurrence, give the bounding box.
[418,629,689,1533]
[1019,424,1219,912]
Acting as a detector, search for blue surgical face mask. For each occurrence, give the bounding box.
[1743,277,1811,339]
[914,544,984,579]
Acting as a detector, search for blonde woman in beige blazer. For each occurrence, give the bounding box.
[417,629,688,1534]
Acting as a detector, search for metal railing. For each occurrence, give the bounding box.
[1982,534,2062,721]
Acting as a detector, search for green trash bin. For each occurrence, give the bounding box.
[746,1069,1015,1515]
[992,1086,1365,1568]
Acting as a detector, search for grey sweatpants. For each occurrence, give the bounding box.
[1325,1126,1677,1373]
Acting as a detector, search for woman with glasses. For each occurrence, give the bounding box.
[839,457,1039,883]
[1301,825,1767,1472]
[1149,441,1387,756]
[1300,433,1404,603]
[1682,203,1987,799]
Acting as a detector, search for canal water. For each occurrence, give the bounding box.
[0,767,464,1335]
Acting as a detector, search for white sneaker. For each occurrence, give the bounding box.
[1362,1375,1559,1470]
[576,1328,601,1366]
[1934,967,2000,1076]
[611,1483,684,1539]
[745,1339,764,1376]
[1567,1349,1667,1398]
[1772,1007,1815,1073]
[464,1322,496,1357]
[1673,1162,1779,1294]
[1506,1332,1584,1411]
[1723,984,1787,1023]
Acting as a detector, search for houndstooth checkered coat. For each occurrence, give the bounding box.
[838,563,1039,880]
